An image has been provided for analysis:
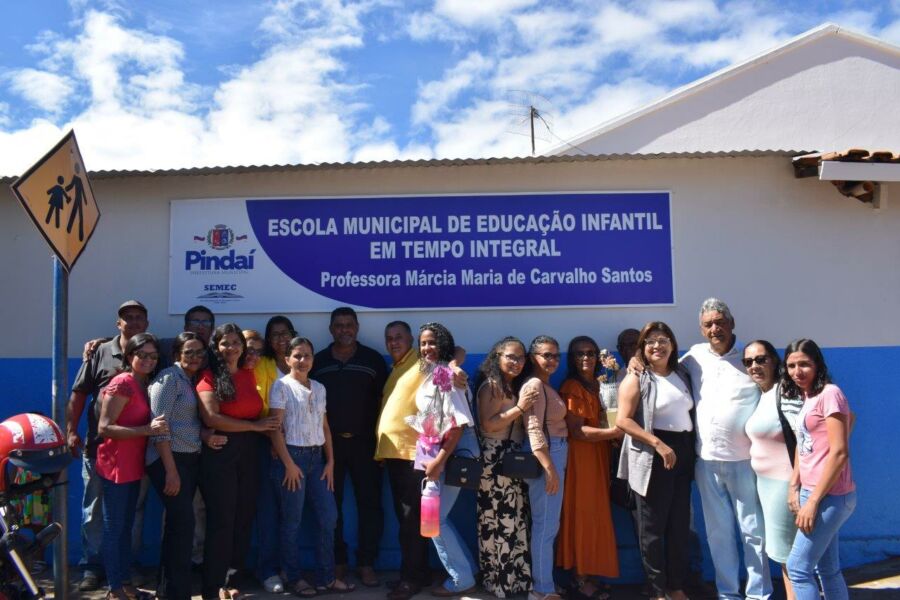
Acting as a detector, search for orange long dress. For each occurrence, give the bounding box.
[556,378,620,576]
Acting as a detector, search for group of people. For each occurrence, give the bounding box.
[64,297,856,600]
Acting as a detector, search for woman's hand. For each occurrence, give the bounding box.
[322,459,335,491]
[544,464,560,495]
[283,461,303,492]
[788,487,801,514]
[148,415,169,436]
[655,441,676,469]
[795,496,818,534]
[516,395,535,412]
[163,468,181,496]
[254,416,281,433]
[424,458,444,482]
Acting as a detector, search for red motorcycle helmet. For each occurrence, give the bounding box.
[0,414,71,493]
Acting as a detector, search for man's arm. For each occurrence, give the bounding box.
[65,390,87,456]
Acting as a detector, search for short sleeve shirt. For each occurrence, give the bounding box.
[797,384,855,495]
[196,368,263,420]
[269,376,327,447]
[95,373,151,483]
[312,343,388,436]
[72,336,125,459]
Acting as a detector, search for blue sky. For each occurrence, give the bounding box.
[1,0,897,173]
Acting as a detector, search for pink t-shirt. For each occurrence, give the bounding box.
[797,384,855,495]
[96,372,151,484]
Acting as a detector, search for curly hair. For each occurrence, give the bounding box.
[474,336,527,398]
[209,323,246,402]
[564,335,601,393]
[263,315,296,359]
[781,338,831,398]
[417,322,456,365]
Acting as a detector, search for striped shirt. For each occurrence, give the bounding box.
[146,364,202,464]
[269,376,327,447]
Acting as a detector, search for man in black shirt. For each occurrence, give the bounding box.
[312,307,388,587]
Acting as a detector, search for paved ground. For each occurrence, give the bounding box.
[30,557,900,599]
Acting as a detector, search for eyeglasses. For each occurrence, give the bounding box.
[135,351,159,361]
[501,354,525,363]
[245,347,262,356]
[644,337,671,347]
[742,355,770,367]
[186,319,213,327]
[536,352,561,361]
[574,350,597,358]
[181,349,206,358]
[270,330,293,339]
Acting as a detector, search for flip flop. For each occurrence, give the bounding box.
[292,580,319,598]
[317,579,356,594]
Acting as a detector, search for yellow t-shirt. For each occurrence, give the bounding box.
[253,356,282,417]
[374,350,425,461]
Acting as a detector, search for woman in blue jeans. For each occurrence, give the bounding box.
[268,336,354,596]
[520,335,568,600]
[784,339,856,600]
[412,322,480,597]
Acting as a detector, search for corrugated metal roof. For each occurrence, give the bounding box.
[0,150,808,184]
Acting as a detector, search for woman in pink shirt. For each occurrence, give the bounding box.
[784,339,856,600]
[96,332,169,600]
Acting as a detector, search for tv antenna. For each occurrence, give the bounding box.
[506,90,554,155]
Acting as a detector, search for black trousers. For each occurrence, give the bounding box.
[385,458,431,585]
[636,429,695,597]
[332,434,383,566]
[199,431,260,599]
[147,452,200,600]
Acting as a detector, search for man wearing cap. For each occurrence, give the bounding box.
[66,300,151,591]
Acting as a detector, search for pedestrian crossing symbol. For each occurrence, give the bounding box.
[10,130,100,271]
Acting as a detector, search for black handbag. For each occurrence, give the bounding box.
[444,449,482,489]
[498,383,549,480]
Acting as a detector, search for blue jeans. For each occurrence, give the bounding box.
[80,456,105,577]
[787,489,856,600]
[256,440,281,581]
[526,437,568,594]
[100,477,140,590]
[428,427,480,592]
[271,446,338,586]
[695,459,772,600]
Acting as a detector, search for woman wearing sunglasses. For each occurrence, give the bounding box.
[520,335,568,600]
[743,341,803,600]
[616,322,694,600]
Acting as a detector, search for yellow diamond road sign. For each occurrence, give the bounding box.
[10,130,100,272]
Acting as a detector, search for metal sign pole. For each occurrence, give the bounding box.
[51,256,69,599]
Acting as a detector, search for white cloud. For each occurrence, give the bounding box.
[433,0,538,29]
[881,19,900,44]
[7,69,74,114]
[412,52,492,125]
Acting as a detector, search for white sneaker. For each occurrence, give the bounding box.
[264,575,285,593]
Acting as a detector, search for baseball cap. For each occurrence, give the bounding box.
[117,300,148,317]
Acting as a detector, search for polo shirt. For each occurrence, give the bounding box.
[312,343,387,437]
[375,349,425,460]
[72,336,126,459]
[681,340,760,461]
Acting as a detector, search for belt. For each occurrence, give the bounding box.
[338,432,355,439]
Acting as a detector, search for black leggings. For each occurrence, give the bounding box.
[199,431,260,599]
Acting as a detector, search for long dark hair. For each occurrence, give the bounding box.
[209,323,246,402]
[781,338,831,398]
[522,334,559,380]
[417,322,456,365]
[474,336,527,399]
[565,335,601,393]
[263,315,297,359]
[636,321,679,372]
[122,333,161,378]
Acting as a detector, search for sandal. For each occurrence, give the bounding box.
[317,579,356,594]
[219,588,245,600]
[292,579,319,598]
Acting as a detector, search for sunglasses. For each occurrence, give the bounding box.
[742,355,770,367]
[574,351,597,358]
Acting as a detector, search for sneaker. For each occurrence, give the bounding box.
[264,575,285,593]
[78,572,102,592]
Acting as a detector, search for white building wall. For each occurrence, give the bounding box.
[2,155,898,359]
[560,34,900,154]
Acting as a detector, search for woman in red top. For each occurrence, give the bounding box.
[196,323,279,600]
[97,332,168,600]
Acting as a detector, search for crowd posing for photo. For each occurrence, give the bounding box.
[66,298,856,600]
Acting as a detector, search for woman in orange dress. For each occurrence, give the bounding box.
[557,336,622,599]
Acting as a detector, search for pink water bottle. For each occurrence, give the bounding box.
[420,479,440,538]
